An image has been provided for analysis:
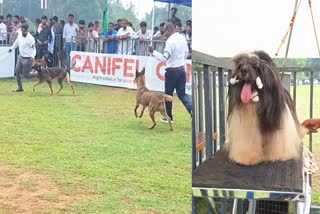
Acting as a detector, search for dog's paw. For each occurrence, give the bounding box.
[139,115,143,118]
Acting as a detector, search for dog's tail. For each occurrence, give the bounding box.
[163,94,173,102]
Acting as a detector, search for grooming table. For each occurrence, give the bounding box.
[192,149,306,202]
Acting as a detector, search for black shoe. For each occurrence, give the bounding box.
[12,89,24,92]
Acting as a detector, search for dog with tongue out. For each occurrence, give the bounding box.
[225,50,305,165]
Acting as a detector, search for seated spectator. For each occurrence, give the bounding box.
[103,22,118,54]
[86,22,99,52]
[76,20,87,52]
[132,21,152,56]
[116,18,133,55]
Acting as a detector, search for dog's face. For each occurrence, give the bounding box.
[135,67,145,86]
[31,59,45,71]
[228,50,290,132]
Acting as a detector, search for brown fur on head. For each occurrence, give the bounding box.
[228,50,299,133]
[135,67,146,88]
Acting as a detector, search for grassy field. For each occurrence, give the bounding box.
[0,79,192,213]
[0,78,319,213]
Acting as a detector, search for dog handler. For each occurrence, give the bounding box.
[147,22,192,122]
[9,23,36,92]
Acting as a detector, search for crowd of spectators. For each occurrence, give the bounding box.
[0,6,191,70]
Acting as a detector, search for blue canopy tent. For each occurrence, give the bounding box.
[154,0,191,7]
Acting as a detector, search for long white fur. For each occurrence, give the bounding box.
[226,104,304,165]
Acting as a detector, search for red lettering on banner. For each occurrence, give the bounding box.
[82,56,94,73]
[71,55,81,72]
[112,58,122,76]
[124,58,135,78]
[107,57,111,75]
[95,57,106,74]
[136,59,140,72]
[186,63,192,83]
[156,62,166,81]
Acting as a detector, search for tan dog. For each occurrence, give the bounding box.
[134,68,173,131]
[31,58,75,95]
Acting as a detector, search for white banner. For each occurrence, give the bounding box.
[70,51,192,95]
[0,47,15,78]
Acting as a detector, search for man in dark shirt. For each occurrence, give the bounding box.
[35,15,52,60]
[167,7,181,26]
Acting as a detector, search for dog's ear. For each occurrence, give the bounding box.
[135,69,139,77]
[141,67,145,75]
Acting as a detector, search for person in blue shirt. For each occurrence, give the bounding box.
[103,22,118,54]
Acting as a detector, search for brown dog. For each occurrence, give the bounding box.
[31,59,75,95]
[134,68,173,131]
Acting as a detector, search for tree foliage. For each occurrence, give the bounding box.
[3,0,191,32]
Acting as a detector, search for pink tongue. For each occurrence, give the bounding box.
[241,83,252,104]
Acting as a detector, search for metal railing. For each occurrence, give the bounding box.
[191,50,320,213]
[70,36,169,56]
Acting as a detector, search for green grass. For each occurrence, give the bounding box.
[0,78,319,212]
[0,79,191,213]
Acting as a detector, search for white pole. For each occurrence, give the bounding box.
[151,0,155,42]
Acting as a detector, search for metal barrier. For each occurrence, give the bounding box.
[191,50,320,214]
[70,36,168,56]
[0,32,10,46]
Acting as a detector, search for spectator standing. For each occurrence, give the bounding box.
[4,14,12,43]
[63,14,78,73]
[35,15,52,59]
[47,19,55,67]
[153,22,166,52]
[52,16,63,67]
[133,21,152,56]
[116,18,133,55]
[8,23,36,92]
[147,23,192,122]
[0,15,7,44]
[167,7,181,25]
[76,20,87,52]
[94,20,102,35]
[115,19,122,31]
[86,22,99,52]
[103,22,118,54]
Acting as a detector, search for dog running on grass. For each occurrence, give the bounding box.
[134,68,173,131]
[31,58,76,95]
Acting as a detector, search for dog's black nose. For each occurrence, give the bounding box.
[240,69,247,75]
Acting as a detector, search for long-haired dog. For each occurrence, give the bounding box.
[31,58,75,95]
[225,50,305,165]
[134,68,173,131]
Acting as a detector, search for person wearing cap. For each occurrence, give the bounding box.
[35,15,52,60]
[147,22,192,123]
[167,7,181,26]
[8,23,36,92]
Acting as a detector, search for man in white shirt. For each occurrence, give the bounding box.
[148,23,192,122]
[132,21,152,56]
[63,14,78,73]
[9,23,36,92]
[0,15,7,44]
[116,18,133,55]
